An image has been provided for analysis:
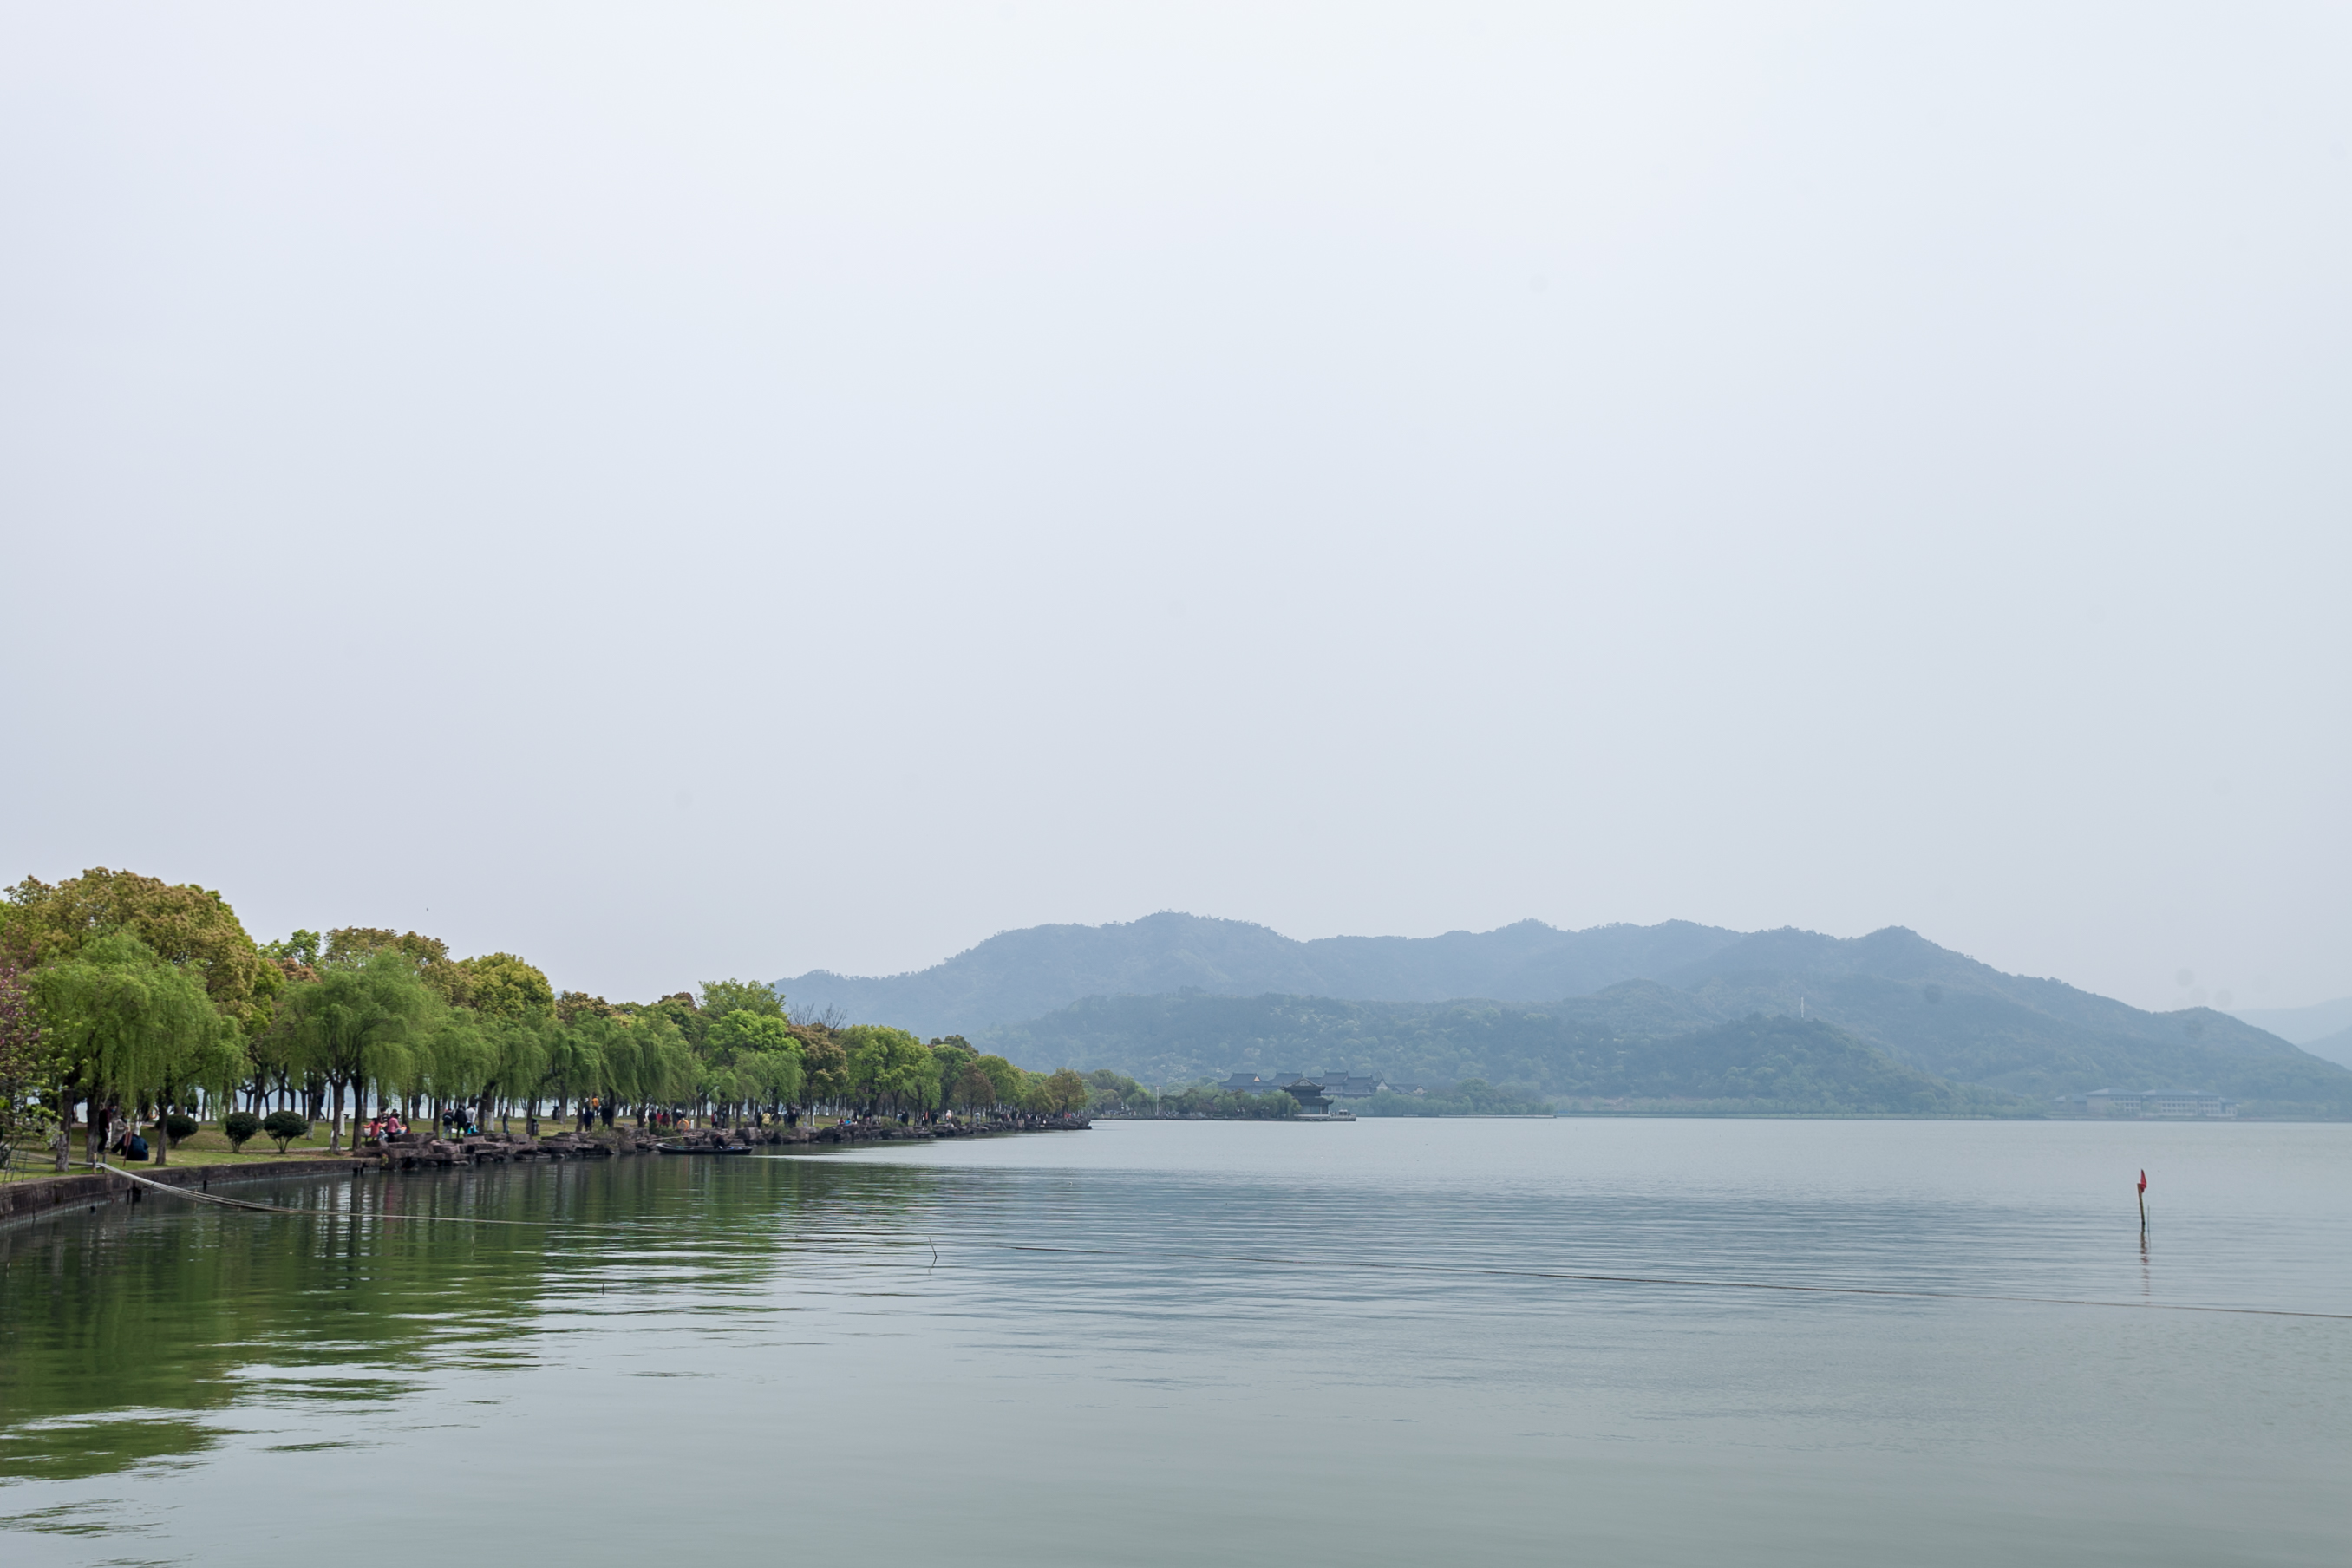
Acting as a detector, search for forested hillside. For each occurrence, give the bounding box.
[1659,927,2348,1108]
[775,913,1741,1037]
[980,925,2352,1116]
[992,996,2002,1114]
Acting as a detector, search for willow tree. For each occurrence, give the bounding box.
[441,951,553,1132]
[479,1015,551,1134]
[29,932,245,1166]
[415,1008,494,1121]
[271,949,435,1150]
[610,1007,696,1124]
[539,1017,607,1122]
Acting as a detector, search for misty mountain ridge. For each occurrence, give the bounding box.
[775,912,1745,1036]
[777,913,2352,1115]
[2223,996,2352,1071]
[2290,1025,2352,1072]
[983,927,2349,1114]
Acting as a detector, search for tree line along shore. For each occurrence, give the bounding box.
[0,867,1107,1174]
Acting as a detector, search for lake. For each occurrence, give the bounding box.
[3,1118,2346,1566]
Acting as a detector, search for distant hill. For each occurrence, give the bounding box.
[2229,996,2352,1049]
[2296,1025,2352,1072]
[774,912,1742,1038]
[972,924,2352,1117]
[1652,926,2345,1107]
[989,992,2007,1114]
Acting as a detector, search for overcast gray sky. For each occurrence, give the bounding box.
[4,3,2346,1015]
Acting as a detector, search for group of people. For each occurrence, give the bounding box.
[575,1098,617,1131]
[363,1113,409,1145]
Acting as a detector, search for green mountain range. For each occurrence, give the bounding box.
[776,912,1743,1036]
[986,931,2351,1115]
[780,915,2352,1117]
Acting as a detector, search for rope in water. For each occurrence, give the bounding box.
[90,1164,2350,1322]
[95,1161,578,1227]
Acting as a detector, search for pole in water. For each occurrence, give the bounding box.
[2136,1168,2147,1232]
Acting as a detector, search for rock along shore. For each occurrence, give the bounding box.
[0,1114,1090,1232]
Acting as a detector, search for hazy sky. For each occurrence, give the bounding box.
[4,3,2347,1014]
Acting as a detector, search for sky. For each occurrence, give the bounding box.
[3,3,2347,1015]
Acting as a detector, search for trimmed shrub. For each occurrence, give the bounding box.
[162,1114,199,1143]
[260,1109,310,1153]
[223,1110,261,1152]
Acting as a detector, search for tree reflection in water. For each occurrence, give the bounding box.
[0,1155,940,1485]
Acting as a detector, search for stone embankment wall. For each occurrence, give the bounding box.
[0,1156,373,1231]
[0,1114,1090,1230]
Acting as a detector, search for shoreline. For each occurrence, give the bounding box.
[0,1155,376,1233]
[0,1114,1092,1233]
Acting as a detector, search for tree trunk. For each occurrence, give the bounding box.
[327,1079,344,1152]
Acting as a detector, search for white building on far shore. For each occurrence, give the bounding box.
[2054,1088,2237,1119]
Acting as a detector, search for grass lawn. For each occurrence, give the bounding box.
[0,1124,360,1182]
[3,1114,859,1183]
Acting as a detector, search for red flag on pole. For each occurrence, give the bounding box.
[2138,1170,2148,1193]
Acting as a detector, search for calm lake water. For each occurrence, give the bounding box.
[3,1119,2347,1566]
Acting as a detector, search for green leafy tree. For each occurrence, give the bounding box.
[929,1036,978,1105]
[0,959,64,1165]
[1044,1068,1088,1114]
[29,932,245,1166]
[977,1054,1022,1107]
[704,1009,806,1120]
[539,1022,603,1121]
[843,1025,939,1116]
[637,991,709,1053]
[699,978,785,1020]
[223,1109,260,1151]
[452,952,555,1022]
[555,990,615,1024]
[5,868,278,1038]
[480,1014,552,1134]
[264,930,323,969]
[709,1009,796,1057]
[611,1008,696,1121]
[800,1031,850,1112]
[1085,1068,1153,1114]
[270,949,437,1150]
[415,1008,494,1114]
[945,1062,991,1112]
[326,928,464,1003]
